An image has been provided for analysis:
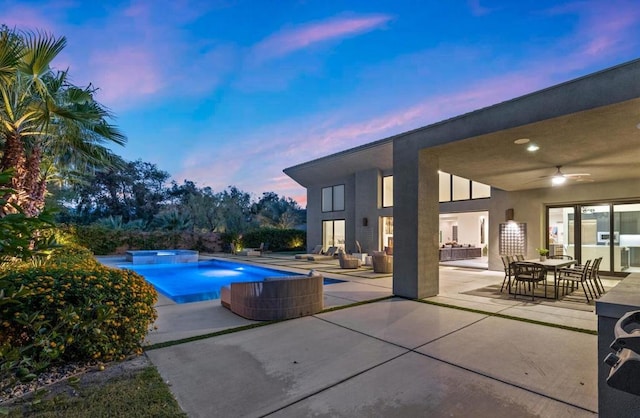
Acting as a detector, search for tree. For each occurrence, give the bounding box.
[218,186,256,234]
[254,192,304,228]
[61,159,170,224]
[0,27,125,217]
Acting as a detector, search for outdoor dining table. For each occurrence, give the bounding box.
[525,258,576,299]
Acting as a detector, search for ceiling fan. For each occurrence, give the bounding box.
[546,166,592,185]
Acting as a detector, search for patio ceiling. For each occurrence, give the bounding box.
[433,97,640,191]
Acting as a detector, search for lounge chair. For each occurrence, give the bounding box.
[307,246,339,261]
[295,244,324,259]
[220,271,324,320]
[238,242,265,256]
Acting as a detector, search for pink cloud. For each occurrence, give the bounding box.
[88,47,163,106]
[544,0,640,63]
[1,5,58,32]
[251,14,392,63]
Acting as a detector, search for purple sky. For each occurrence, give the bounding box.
[3,0,640,206]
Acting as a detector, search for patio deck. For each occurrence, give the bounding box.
[97,253,606,416]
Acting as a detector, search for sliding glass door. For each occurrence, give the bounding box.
[547,202,640,274]
[322,220,345,251]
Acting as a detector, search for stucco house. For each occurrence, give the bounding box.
[284,58,640,300]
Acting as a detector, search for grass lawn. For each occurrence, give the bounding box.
[4,363,186,417]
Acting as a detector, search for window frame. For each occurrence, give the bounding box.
[382,175,393,208]
[321,184,345,212]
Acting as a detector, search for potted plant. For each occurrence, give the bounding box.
[537,248,549,261]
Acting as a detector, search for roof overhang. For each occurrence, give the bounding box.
[284,59,640,191]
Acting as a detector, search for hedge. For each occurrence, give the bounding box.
[236,228,306,252]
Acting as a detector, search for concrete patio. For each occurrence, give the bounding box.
[100,254,604,416]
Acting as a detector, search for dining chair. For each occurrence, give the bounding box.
[549,255,573,260]
[515,254,525,261]
[500,255,514,292]
[511,262,547,300]
[589,257,604,296]
[558,259,594,302]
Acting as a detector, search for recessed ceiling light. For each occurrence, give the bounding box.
[514,138,530,144]
[636,122,640,129]
[527,144,540,152]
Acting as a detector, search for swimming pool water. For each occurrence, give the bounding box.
[122,259,343,304]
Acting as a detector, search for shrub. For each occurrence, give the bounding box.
[241,228,306,251]
[0,244,157,390]
[62,225,222,254]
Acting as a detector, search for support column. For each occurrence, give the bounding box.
[393,144,439,299]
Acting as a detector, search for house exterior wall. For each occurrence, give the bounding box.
[306,169,396,254]
[305,175,357,252]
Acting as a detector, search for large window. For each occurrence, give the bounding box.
[321,185,345,212]
[382,176,393,207]
[322,220,345,251]
[547,202,640,273]
[438,171,491,202]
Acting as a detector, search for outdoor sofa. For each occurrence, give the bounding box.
[220,271,324,320]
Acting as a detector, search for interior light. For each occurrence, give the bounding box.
[514,138,530,144]
[526,144,540,152]
[552,175,566,185]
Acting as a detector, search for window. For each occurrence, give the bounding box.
[323,220,345,251]
[381,216,394,249]
[439,171,451,202]
[452,175,470,201]
[471,181,491,198]
[438,171,490,202]
[382,176,393,207]
[322,184,345,212]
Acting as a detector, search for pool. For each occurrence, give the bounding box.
[122,259,344,304]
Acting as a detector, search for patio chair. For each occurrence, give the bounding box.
[372,251,393,273]
[295,244,324,259]
[500,255,513,292]
[588,257,604,296]
[558,259,595,302]
[511,261,547,300]
[338,250,361,269]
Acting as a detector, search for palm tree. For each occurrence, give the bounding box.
[0,27,126,217]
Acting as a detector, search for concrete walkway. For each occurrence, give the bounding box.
[146,297,597,417]
[93,253,605,417]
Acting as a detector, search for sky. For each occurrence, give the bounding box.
[3,0,640,207]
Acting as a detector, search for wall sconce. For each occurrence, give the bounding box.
[362,217,368,227]
[505,208,515,222]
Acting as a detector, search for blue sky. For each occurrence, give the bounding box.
[3,0,640,206]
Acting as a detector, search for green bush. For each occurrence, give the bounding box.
[0,244,157,390]
[241,228,306,251]
[62,225,221,254]
[62,224,123,255]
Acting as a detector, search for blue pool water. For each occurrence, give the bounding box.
[122,260,343,304]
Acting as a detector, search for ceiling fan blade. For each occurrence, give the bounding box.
[564,173,591,178]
